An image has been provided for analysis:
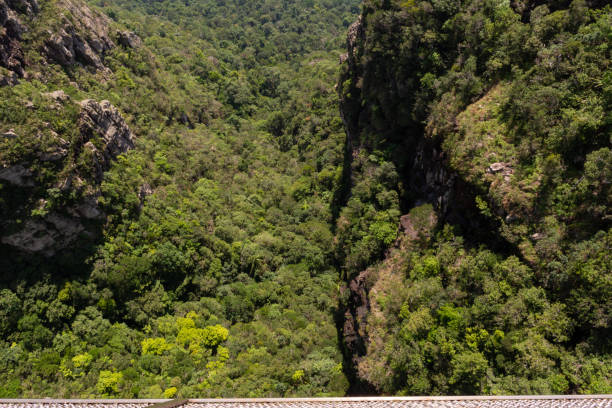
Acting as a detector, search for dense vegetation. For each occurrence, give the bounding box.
[337,0,611,395]
[0,0,358,397]
[0,0,610,399]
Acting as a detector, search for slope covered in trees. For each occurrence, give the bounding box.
[337,0,611,396]
[0,0,358,397]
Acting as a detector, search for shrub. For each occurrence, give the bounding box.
[97,370,123,395]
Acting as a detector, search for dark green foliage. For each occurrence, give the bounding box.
[0,0,356,397]
[336,0,611,396]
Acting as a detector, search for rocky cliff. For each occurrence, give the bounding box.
[1,0,115,82]
[43,0,114,69]
[1,97,134,256]
[0,0,136,261]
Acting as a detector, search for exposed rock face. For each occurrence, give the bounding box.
[407,142,458,217]
[338,15,477,226]
[346,17,362,67]
[341,268,371,388]
[43,0,114,69]
[339,17,363,152]
[0,0,36,78]
[68,195,102,219]
[2,0,116,75]
[78,99,134,180]
[45,26,105,68]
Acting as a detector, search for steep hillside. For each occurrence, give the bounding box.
[0,0,359,397]
[336,0,611,395]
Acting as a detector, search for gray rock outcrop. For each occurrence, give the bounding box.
[42,89,70,102]
[44,26,106,68]
[487,161,513,181]
[2,0,115,75]
[0,0,38,76]
[39,145,68,161]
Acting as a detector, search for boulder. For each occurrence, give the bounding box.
[0,163,33,186]
[1,213,85,256]
[117,30,142,48]
[487,162,513,181]
[69,195,102,219]
[1,128,18,138]
[42,89,70,102]
[488,162,506,173]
